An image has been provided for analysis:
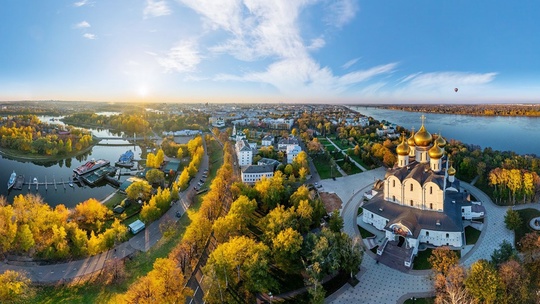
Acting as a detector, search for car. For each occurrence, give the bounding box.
[176,211,181,218]
[200,179,205,183]
[194,186,199,191]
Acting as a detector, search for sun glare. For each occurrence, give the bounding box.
[138,85,149,98]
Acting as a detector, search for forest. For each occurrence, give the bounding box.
[0,115,93,156]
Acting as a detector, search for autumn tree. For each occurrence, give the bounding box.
[272,227,303,270]
[433,265,474,304]
[498,260,530,304]
[429,246,459,276]
[0,270,33,303]
[126,180,152,202]
[71,198,112,232]
[328,209,344,232]
[465,259,503,304]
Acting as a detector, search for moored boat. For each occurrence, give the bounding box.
[115,150,135,168]
[74,159,111,175]
[7,171,16,189]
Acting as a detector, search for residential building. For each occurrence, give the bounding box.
[235,139,253,166]
[241,165,274,184]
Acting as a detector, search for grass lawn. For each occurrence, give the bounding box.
[357,225,375,239]
[312,155,342,180]
[335,159,362,175]
[358,207,363,215]
[465,226,481,245]
[516,208,540,247]
[348,153,369,170]
[413,248,433,270]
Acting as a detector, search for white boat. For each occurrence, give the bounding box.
[7,171,16,189]
[33,177,38,184]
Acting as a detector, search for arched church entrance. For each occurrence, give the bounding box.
[397,236,406,247]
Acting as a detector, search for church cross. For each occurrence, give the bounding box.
[420,114,426,125]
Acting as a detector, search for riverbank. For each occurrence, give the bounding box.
[0,144,95,163]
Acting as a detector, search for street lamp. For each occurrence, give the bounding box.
[268,292,273,303]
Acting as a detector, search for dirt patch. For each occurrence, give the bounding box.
[319,192,342,213]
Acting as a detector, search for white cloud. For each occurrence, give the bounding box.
[144,0,171,19]
[83,33,96,40]
[156,40,202,73]
[73,0,91,7]
[217,56,396,96]
[342,57,359,70]
[402,71,497,88]
[325,0,358,28]
[307,37,326,51]
[74,21,91,29]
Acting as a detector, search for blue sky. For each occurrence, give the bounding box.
[1,0,539,103]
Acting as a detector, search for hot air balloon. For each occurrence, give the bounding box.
[454,88,458,92]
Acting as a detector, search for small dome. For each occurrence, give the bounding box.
[435,133,446,148]
[396,137,409,156]
[407,128,415,146]
[428,142,444,159]
[414,124,432,146]
[447,164,456,176]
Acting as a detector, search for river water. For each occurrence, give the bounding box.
[0,116,142,208]
[350,106,540,156]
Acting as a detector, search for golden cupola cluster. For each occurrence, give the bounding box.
[447,164,456,176]
[413,124,432,146]
[396,136,410,156]
[407,127,416,147]
[435,132,446,148]
[428,141,444,159]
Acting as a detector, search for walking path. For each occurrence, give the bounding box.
[0,138,210,284]
[322,169,524,304]
[325,137,367,172]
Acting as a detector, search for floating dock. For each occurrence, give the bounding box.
[12,175,25,190]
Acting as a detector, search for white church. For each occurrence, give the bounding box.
[362,117,485,268]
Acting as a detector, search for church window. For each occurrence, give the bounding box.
[410,200,413,206]
[393,180,395,187]
[426,231,429,236]
[392,195,395,202]
[371,214,373,218]
[446,233,449,238]
[430,203,433,210]
[410,184,413,191]
[430,187,432,194]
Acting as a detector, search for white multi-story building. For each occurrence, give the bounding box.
[261,135,274,147]
[241,165,274,184]
[362,117,485,268]
[235,139,253,166]
[277,137,299,151]
[286,145,302,164]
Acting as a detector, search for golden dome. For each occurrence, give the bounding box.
[428,142,444,159]
[407,128,416,146]
[435,133,446,148]
[447,164,456,176]
[396,137,410,156]
[414,124,432,146]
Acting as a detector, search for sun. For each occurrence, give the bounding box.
[138,85,149,98]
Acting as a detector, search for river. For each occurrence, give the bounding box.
[0,116,142,208]
[350,106,540,156]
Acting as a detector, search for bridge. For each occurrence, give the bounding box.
[94,136,161,141]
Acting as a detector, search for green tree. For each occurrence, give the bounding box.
[490,240,517,266]
[328,209,344,232]
[504,208,522,231]
[146,169,165,185]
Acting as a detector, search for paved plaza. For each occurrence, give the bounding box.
[321,168,532,304]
